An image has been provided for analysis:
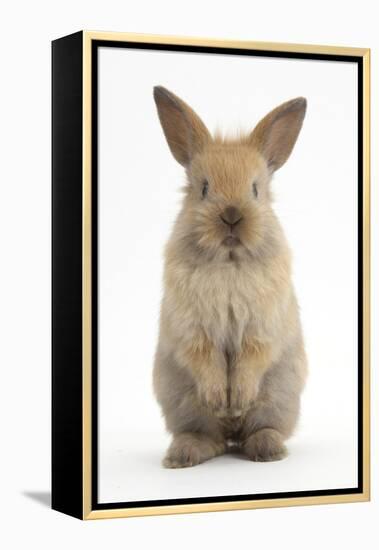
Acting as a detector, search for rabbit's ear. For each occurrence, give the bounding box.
[153,86,211,166]
[249,98,307,171]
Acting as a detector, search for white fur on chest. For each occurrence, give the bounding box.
[184,261,268,350]
[165,254,290,351]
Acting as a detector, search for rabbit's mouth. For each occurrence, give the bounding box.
[223,235,240,247]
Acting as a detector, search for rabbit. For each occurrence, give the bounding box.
[152,86,308,468]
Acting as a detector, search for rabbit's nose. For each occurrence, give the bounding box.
[220,206,243,227]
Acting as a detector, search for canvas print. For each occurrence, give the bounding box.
[97,45,361,505]
[52,32,369,519]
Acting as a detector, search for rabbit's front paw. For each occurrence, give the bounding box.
[229,377,259,417]
[197,379,228,416]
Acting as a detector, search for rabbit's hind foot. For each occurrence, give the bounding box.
[243,428,288,462]
[163,432,226,469]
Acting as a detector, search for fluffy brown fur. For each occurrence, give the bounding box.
[153,86,308,468]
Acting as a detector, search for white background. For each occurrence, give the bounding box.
[98,48,358,502]
[0,0,377,549]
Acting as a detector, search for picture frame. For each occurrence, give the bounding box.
[52,30,370,520]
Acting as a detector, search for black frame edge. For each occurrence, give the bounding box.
[52,30,84,520]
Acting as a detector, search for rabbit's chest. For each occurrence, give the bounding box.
[188,264,261,348]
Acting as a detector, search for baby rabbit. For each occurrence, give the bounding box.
[153,86,308,468]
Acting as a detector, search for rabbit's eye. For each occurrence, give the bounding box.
[202,180,209,198]
[252,182,258,198]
